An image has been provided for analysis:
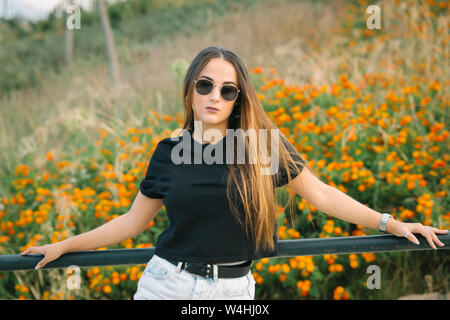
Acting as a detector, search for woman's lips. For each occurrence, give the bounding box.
[205,106,219,112]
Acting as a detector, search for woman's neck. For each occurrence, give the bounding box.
[192,122,227,144]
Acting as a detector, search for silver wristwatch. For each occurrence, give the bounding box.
[379,213,393,233]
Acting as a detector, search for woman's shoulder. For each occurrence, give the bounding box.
[152,128,191,153]
[159,128,190,145]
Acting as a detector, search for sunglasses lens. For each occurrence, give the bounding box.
[196,79,213,95]
[195,79,238,101]
[221,86,238,101]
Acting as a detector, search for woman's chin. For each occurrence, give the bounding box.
[198,116,226,125]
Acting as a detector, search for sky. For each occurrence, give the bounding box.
[0,0,124,22]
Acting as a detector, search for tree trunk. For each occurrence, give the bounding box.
[97,0,120,84]
[65,0,74,65]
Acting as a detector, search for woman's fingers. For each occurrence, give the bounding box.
[20,246,47,269]
[424,231,436,249]
[429,227,448,246]
[431,228,449,234]
[404,231,420,245]
[399,224,448,249]
[20,246,40,255]
[21,243,65,270]
[431,232,445,247]
[20,247,31,255]
[421,226,447,250]
[35,258,47,270]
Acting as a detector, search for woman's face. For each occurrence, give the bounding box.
[191,58,239,128]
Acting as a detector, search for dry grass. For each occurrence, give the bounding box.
[0,0,447,176]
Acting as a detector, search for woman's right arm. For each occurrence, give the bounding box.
[21,191,164,269]
[61,191,164,252]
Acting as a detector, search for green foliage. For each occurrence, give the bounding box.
[0,0,266,99]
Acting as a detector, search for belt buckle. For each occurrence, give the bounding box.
[204,263,219,283]
[183,262,216,280]
[203,264,212,278]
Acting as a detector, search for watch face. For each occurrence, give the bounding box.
[380,214,390,231]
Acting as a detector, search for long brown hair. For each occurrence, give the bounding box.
[179,46,315,254]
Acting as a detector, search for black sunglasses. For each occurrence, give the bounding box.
[194,79,240,102]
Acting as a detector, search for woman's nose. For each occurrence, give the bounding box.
[210,86,221,101]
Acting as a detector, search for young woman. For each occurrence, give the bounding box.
[21,46,448,300]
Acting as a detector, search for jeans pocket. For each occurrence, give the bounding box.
[145,257,173,280]
[219,273,253,298]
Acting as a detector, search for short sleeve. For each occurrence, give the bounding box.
[275,136,306,187]
[139,140,170,199]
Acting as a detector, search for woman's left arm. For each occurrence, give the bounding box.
[288,167,448,249]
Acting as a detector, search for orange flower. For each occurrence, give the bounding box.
[103,285,111,294]
[20,285,30,293]
[99,128,108,138]
[129,273,138,281]
[281,264,290,273]
[323,224,333,234]
[429,80,441,91]
[407,181,416,190]
[253,67,263,74]
[289,259,298,269]
[260,80,277,91]
[256,262,263,271]
[45,152,54,161]
[335,286,344,295]
[255,276,264,285]
[361,252,376,263]
[275,91,287,99]
[317,159,326,169]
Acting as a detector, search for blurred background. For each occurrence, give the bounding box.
[0,0,448,300]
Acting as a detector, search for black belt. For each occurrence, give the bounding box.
[166,258,252,279]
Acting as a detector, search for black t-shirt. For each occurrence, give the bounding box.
[139,128,306,263]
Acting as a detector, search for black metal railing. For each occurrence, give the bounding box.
[1,233,449,271]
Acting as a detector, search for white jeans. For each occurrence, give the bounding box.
[133,254,256,300]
